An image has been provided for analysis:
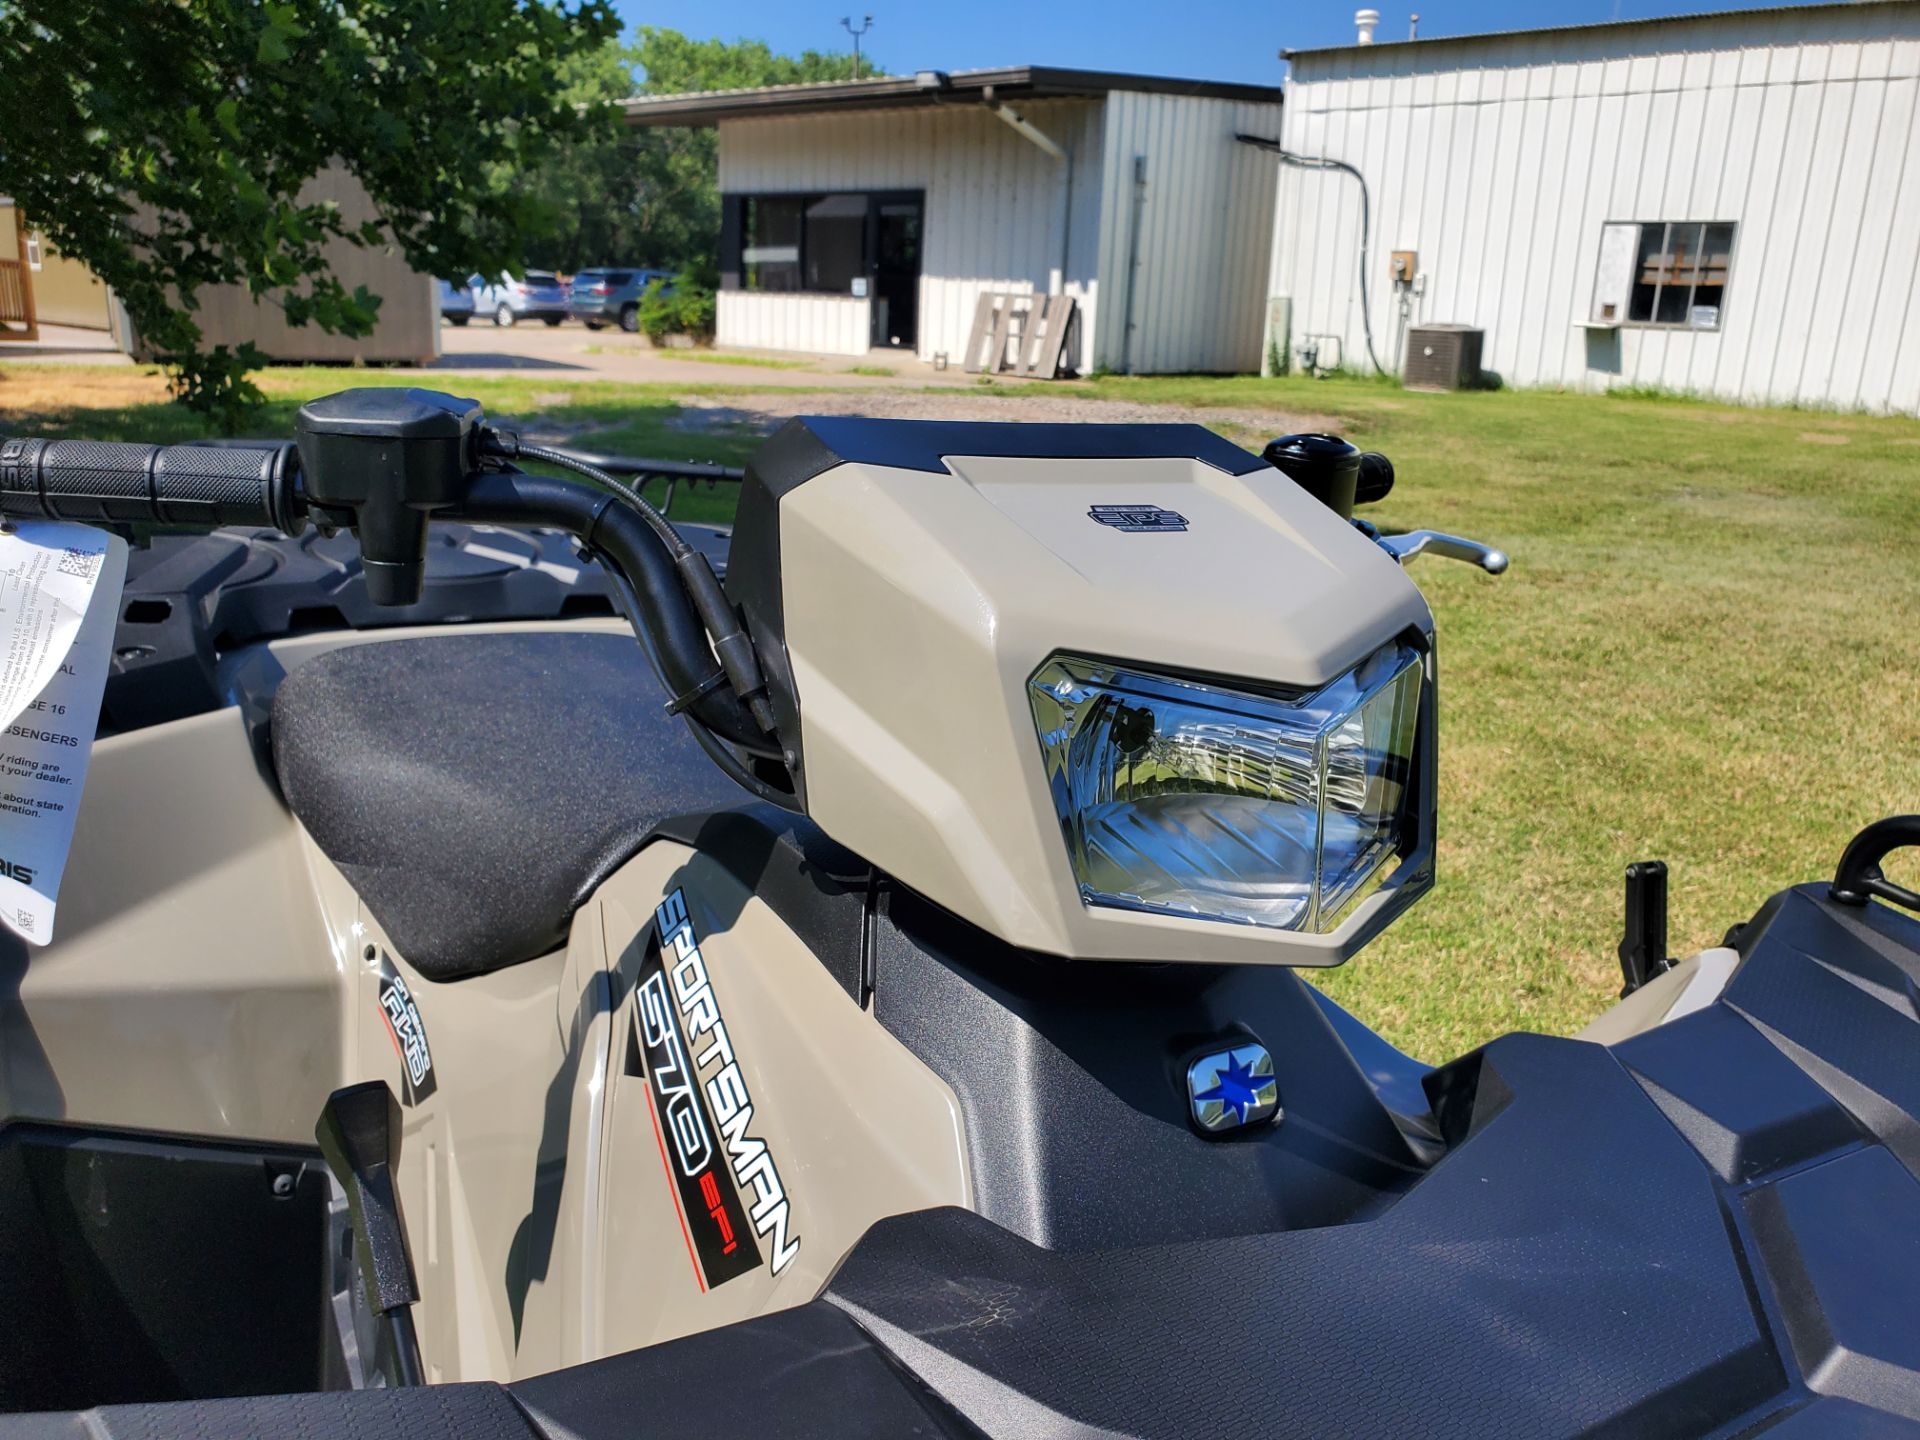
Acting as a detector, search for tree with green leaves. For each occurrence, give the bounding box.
[0,0,619,428]
[503,29,875,279]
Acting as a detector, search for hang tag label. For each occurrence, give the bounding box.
[0,523,128,946]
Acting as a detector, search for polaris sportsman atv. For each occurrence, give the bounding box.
[0,389,1914,1438]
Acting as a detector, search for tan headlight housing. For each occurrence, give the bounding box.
[733,420,1439,965]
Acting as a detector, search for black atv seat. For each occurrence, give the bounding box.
[271,630,736,980]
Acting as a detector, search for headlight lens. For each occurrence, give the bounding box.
[1027,643,1424,933]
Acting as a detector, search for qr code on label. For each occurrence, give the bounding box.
[57,547,101,582]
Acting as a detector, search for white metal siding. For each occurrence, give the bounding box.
[717,101,1105,366]
[1093,93,1286,374]
[1271,3,1920,413]
[715,291,870,355]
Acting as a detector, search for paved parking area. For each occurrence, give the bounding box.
[427,322,987,389]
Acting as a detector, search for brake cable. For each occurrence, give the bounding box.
[480,430,779,741]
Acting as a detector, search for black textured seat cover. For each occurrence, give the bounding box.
[271,631,736,980]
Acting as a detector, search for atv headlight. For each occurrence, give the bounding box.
[1028,643,1424,933]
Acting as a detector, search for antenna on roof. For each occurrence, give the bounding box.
[841,15,874,80]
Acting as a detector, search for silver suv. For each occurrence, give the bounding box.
[468,270,569,327]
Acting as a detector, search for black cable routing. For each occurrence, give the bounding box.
[1235,134,1388,376]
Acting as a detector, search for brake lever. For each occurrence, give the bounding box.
[1360,524,1509,575]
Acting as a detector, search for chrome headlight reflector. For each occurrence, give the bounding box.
[1028,643,1424,934]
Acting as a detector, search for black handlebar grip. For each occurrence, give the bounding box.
[0,436,304,533]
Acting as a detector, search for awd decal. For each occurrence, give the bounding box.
[632,888,800,1287]
[376,954,437,1105]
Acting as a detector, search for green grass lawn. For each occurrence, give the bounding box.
[5,363,1916,1059]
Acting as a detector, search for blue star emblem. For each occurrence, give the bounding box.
[1187,1044,1280,1133]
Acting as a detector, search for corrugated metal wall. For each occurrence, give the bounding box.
[716,291,871,356]
[718,101,1106,365]
[1272,2,1920,414]
[1094,94,1286,374]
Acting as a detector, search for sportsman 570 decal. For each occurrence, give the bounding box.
[631,889,801,1287]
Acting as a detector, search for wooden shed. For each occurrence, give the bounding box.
[3,169,439,364]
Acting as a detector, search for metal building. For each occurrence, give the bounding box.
[624,69,1285,374]
[1269,1,1920,414]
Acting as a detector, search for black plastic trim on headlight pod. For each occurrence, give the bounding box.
[753,416,1269,494]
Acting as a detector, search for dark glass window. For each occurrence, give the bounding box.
[742,197,803,292]
[728,192,923,296]
[1620,221,1736,330]
[804,195,867,291]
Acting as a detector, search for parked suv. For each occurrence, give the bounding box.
[470,270,569,327]
[437,279,475,326]
[567,268,673,332]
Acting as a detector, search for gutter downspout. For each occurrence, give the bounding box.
[984,89,1074,299]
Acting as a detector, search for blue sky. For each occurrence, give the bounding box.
[612,0,1801,85]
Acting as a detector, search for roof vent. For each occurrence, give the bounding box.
[1355,8,1381,44]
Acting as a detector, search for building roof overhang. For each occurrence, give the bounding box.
[622,65,1284,127]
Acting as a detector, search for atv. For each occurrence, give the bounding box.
[0,390,1913,1438]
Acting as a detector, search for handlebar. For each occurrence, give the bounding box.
[0,387,786,804]
[0,437,304,533]
[2,396,1497,814]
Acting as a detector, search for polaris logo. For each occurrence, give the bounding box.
[0,858,35,886]
[1187,1042,1281,1134]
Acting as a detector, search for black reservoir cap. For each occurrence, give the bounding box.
[296,386,482,441]
[295,389,483,607]
[1262,432,1361,519]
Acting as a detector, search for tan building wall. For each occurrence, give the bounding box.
[132,166,438,363]
[7,167,438,359]
[0,201,34,340]
[3,200,112,331]
[30,242,111,329]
